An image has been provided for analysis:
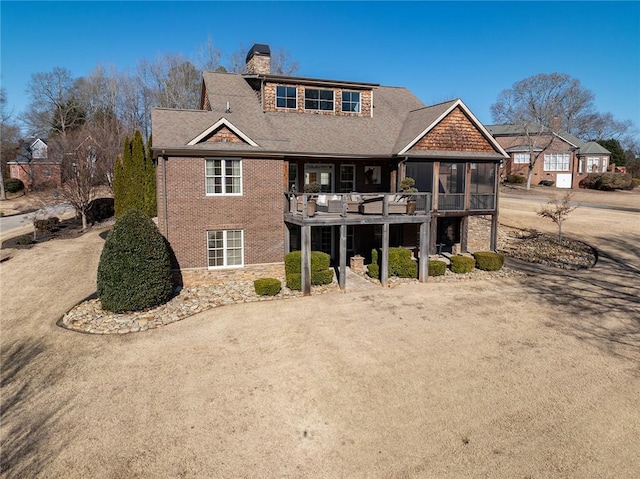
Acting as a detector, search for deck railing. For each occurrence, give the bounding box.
[284,192,432,218]
[437,193,465,211]
[470,193,495,210]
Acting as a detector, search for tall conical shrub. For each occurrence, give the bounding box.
[144,134,157,217]
[113,136,130,218]
[97,209,173,312]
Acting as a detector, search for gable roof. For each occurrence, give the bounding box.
[153,72,505,160]
[396,99,507,158]
[9,137,55,164]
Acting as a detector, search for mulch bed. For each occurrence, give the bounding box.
[1,216,88,249]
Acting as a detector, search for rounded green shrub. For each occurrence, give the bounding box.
[254,277,282,296]
[284,250,331,274]
[506,174,526,184]
[4,178,24,193]
[428,260,446,276]
[312,268,334,285]
[450,255,475,274]
[388,247,417,278]
[367,263,380,279]
[473,251,505,271]
[35,217,60,233]
[97,209,173,312]
[286,273,301,291]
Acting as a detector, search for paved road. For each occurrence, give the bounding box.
[0,204,75,235]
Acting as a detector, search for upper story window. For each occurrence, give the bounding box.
[304,88,334,111]
[543,153,570,172]
[205,158,242,195]
[513,153,530,164]
[276,86,297,109]
[341,91,361,113]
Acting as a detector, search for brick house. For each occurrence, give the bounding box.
[8,137,62,190]
[152,44,508,292]
[486,124,611,189]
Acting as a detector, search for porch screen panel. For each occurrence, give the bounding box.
[405,162,433,192]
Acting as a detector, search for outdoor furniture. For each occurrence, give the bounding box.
[358,194,408,214]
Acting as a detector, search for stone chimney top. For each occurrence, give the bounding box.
[246,44,271,75]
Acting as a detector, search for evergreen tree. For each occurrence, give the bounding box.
[129,130,147,212]
[113,136,130,218]
[144,134,157,217]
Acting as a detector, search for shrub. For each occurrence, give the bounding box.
[4,178,24,193]
[632,178,640,189]
[506,174,526,184]
[580,173,633,190]
[473,251,505,271]
[312,268,334,285]
[367,263,380,279]
[388,247,417,278]
[34,216,59,233]
[284,250,330,274]
[286,273,302,291]
[450,255,475,274]
[97,209,173,312]
[371,248,378,265]
[254,278,282,296]
[428,260,446,276]
[87,197,115,224]
[15,234,35,246]
[538,179,555,187]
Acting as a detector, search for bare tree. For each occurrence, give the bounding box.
[1,88,22,200]
[198,34,224,72]
[23,67,86,136]
[537,192,577,242]
[49,127,104,230]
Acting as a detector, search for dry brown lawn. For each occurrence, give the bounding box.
[1,188,639,478]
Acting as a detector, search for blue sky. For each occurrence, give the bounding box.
[2,1,639,136]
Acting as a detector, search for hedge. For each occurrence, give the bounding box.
[450,255,475,274]
[473,251,504,271]
[4,178,24,193]
[428,260,447,276]
[506,174,526,184]
[388,247,417,278]
[284,250,330,274]
[254,278,282,296]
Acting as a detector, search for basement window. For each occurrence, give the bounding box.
[207,230,243,268]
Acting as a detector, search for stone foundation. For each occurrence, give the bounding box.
[177,263,286,288]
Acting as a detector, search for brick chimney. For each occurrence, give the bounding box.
[551,116,561,132]
[246,44,271,75]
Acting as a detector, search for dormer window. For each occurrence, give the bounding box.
[276,86,297,109]
[342,91,361,113]
[304,88,334,111]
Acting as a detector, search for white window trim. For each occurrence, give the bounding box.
[543,153,570,172]
[513,153,530,164]
[304,88,335,112]
[276,85,298,109]
[341,91,361,113]
[205,158,243,196]
[207,230,244,269]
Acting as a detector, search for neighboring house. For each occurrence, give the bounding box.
[152,44,508,292]
[8,137,62,189]
[486,124,611,189]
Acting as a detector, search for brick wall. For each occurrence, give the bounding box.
[262,82,372,117]
[412,107,495,152]
[9,162,62,190]
[157,156,285,269]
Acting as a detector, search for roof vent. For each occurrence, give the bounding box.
[246,44,271,75]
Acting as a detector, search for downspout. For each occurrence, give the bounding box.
[161,151,168,238]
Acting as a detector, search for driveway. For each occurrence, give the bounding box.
[1,194,639,478]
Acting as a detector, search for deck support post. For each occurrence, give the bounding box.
[301,225,311,296]
[419,220,430,282]
[381,223,389,287]
[490,213,498,251]
[460,216,468,253]
[339,224,347,291]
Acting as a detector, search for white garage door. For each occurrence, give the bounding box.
[556,174,572,189]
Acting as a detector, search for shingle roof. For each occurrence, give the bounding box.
[580,141,611,155]
[153,72,504,159]
[486,123,585,148]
